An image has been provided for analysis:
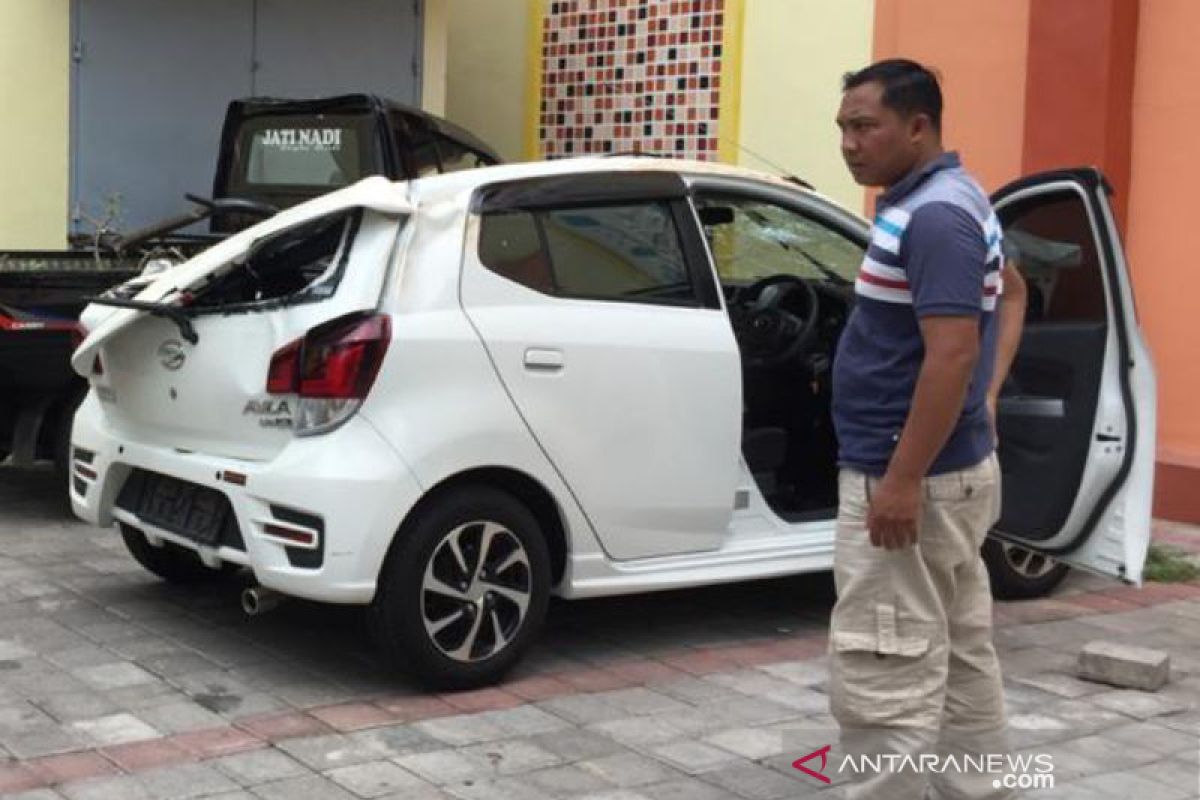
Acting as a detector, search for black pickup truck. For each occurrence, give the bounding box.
[0,94,500,476]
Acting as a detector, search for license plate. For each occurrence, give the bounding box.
[132,473,229,546]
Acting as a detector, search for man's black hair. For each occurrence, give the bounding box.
[842,59,943,133]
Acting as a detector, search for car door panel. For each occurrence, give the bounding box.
[991,169,1155,584]
[995,322,1106,539]
[459,177,741,561]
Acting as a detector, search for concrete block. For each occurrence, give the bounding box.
[1078,640,1170,691]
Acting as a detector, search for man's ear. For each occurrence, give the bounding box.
[909,113,936,143]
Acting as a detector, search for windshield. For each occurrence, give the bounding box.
[696,197,864,284]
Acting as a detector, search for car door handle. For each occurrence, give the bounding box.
[523,348,564,372]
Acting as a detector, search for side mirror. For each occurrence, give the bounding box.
[698,206,735,227]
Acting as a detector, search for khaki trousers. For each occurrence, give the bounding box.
[829,454,1017,800]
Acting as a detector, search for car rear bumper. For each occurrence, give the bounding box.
[70,392,422,604]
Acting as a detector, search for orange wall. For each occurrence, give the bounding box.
[872,0,1031,195]
[1126,0,1200,467]
[1022,0,1137,227]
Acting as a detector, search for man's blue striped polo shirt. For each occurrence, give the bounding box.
[832,151,1004,476]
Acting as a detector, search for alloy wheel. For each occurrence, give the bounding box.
[999,542,1059,579]
[420,519,533,663]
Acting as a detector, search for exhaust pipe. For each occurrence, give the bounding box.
[241,586,283,616]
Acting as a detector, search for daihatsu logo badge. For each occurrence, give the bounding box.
[158,339,186,371]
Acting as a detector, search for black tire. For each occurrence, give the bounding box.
[982,538,1070,600]
[370,485,551,689]
[119,523,235,584]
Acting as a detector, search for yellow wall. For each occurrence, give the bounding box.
[0,0,70,249]
[736,0,873,211]
[422,0,449,116]
[1126,0,1200,466]
[445,0,533,162]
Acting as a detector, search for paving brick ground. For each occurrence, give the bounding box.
[1,467,1197,798]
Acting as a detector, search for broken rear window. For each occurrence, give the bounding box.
[190,210,360,311]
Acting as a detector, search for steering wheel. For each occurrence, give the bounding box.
[185,193,279,219]
[730,275,821,368]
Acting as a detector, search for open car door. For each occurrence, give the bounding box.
[990,168,1156,585]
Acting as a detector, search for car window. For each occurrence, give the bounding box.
[477,211,556,294]
[997,190,1105,323]
[478,201,700,305]
[190,211,360,310]
[436,136,493,173]
[233,114,375,190]
[391,111,441,178]
[695,196,864,284]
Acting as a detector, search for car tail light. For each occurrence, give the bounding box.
[266,340,301,394]
[265,312,391,436]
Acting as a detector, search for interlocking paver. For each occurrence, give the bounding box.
[649,739,744,774]
[528,728,628,762]
[457,738,564,776]
[576,751,682,787]
[411,712,510,746]
[524,763,616,795]
[210,748,310,786]
[249,774,359,800]
[58,774,155,800]
[325,760,432,798]
[273,732,393,772]
[393,749,491,785]
[697,760,808,800]
[69,713,160,746]
[703,726,785,760]
[1087,688,1193,720]
[135,762,241,799]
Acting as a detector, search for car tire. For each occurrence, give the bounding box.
[982,537,1070,600]
[119,523,236,584]
[370,485,551,689]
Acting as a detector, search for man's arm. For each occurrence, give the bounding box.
[865,201,989,550]
[986,261,1028,423]
[867,316,980,549]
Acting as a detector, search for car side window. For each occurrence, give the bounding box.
[478,201,701,306]
[997,190,1106,323]
[437,136,494,173]
[694,196,864,284]
[391,111,441,178]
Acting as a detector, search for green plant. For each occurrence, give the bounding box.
[1143,544,1200,583]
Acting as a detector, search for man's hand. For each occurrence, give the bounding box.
[867,472,923,549]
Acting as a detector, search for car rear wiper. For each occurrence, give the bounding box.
[83,296,199,344]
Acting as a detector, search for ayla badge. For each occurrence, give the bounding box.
[243,398,293,429]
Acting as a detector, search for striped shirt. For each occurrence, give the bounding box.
[832,152,1003,476]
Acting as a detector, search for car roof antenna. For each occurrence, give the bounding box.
[719,136,815,190]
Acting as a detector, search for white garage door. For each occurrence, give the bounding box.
[70,0,421,234]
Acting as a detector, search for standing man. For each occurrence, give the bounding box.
[830,59,1023,799]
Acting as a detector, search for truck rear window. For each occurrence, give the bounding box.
[232,114,378,190]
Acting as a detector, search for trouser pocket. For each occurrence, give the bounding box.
[829,602,947,730]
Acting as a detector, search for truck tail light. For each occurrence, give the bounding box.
[265,313,391,435]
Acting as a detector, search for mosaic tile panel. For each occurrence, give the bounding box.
[539,0,727,160]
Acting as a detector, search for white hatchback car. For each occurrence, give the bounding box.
[70,158,1156,687]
